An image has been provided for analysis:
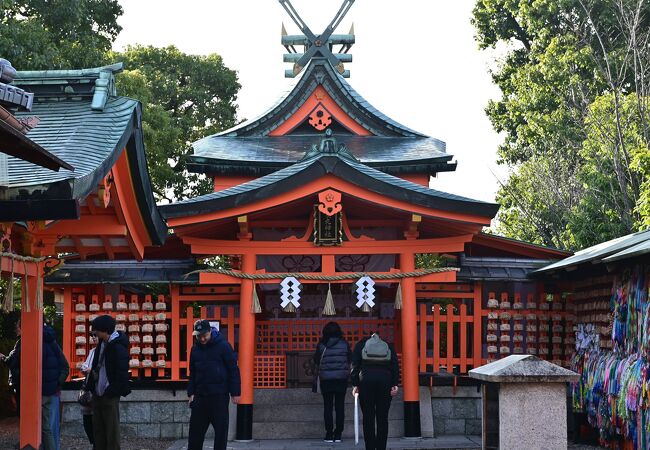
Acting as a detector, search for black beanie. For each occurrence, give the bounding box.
[91,315,116,333]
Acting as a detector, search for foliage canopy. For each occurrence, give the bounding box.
[0,3,241,201]
[473,0,650,250]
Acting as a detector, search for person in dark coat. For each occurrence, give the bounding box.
[187,320,241,450]
[41,323,69,450]
[351,333,400,450]
[0,319,21,415]
[87,314,130,450]
[313,321,351,443]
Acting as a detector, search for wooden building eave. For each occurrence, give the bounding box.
[162,153,498,227]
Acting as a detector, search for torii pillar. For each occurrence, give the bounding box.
[20,266,43,450]
[236,252,255,441]
[400,251,421,437]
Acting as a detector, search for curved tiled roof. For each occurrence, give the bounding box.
[189,135,453,176]
[217,59,425,138]
[187,59,455,176]
[10,97,137,196]
[3,66,167,241]
[161,149,497,220]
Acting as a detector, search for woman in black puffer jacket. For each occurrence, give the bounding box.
[313,321,351,443]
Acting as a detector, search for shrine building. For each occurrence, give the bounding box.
[1,2,578,445]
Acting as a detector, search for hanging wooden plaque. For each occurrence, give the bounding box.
[313,206,342,246]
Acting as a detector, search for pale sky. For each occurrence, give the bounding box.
[113,0,506,203]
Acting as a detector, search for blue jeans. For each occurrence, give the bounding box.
[42,394,60,450]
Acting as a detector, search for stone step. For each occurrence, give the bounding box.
[251,388,411,439]
[254,388,404,405]
[253,402,403,422]
[252,418,404,440]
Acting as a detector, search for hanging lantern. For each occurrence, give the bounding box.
[355,276,375,311]
[280,276,301,312]
[322,283,336,316]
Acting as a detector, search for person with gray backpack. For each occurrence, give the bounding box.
[313,322,352,443]
[351,332,400,450]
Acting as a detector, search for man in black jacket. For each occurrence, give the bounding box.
[351,333,400,450]
[187,320,241,450]
[89,315,130,450]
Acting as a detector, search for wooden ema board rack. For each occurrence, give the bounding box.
[72,294,170,379]
[483,292,576,367]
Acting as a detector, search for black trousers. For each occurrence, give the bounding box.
[92,395,121,450]
[359,380,392,450]
[322,391,345,434]
[12,386,20,416]
[83,413,94,445]
[188,394,230,450]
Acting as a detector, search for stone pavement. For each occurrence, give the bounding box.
[167,435,481,450]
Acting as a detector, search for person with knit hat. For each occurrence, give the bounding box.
[86,314,130,450]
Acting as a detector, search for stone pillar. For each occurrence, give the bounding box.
[236,253,255,441]
[469,354,579,450]
[399,251,421,437]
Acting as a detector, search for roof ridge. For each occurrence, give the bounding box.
[15,63,124,111]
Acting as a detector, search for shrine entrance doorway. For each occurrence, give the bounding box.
[253,282,401,388]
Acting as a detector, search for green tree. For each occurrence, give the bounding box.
[1,4,241,202]
[473,0,650,250]
[0,0,122,70]
[112,45,240,202]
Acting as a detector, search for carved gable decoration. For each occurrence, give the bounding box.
[318,189,342,216]
[308,103,333,131]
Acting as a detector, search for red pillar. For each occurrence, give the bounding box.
[236,253,255,441]
[170,284,181,381]
[473,281,484,368]
[62,287,72,379]
[399,252,421,437]
[20,267,43,450]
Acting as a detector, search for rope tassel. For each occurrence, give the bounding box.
[394,282,402,310]
[36,266,43,310]
[22,260,30,313]
[3,258,15,312]
[322,283,336,316]
[251,282,262,314]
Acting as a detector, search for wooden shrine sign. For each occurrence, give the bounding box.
[313,189,342,246]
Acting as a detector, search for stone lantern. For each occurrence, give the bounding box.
[469,354,579,450]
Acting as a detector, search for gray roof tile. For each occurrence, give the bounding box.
[10,97,137,199]
[535,228,650,273]
[161,151,498,219]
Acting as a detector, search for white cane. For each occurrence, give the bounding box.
[354,391,359,445]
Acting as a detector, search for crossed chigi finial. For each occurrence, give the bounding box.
[279,0,355,78]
